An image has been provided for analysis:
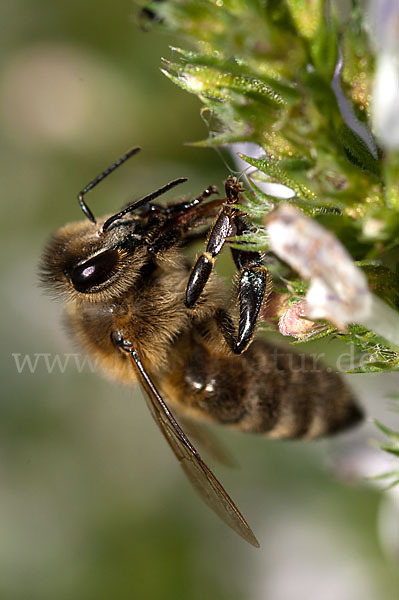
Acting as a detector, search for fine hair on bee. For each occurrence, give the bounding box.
[40,147,363,547]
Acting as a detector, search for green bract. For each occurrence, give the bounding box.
[141,0,399,385]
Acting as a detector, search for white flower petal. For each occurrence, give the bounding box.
[372,52,399,149]
[266,204,372,329]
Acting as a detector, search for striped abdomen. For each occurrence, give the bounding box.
[162,339,362,440]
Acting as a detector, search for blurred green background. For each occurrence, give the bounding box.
[1,1,399,599]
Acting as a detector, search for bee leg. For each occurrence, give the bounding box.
[185,177,242,308]
[145,185,218,221]
[186,176,271,353]
[146,186,219,255]
[216,263,270,355]
[217,212,272,355]
[162,185,218,215]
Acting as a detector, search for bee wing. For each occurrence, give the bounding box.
[129,349,259,548]
[176,415,237,469]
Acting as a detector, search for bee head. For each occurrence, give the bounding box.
[40,147,188,303]
[39,216,147,303]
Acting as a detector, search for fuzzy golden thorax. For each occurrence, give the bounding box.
[40,214,226,381]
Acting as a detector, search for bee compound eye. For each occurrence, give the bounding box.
[70,249,120,292]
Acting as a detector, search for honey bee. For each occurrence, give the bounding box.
[40,147,363,547]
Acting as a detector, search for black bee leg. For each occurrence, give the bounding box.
[185,177,242,308]
[162,185,218,215]
[185,211,233,307]
[218,256,270,355]
[218,212,271,355]
[145,186,220,255]
[145,184,218,222]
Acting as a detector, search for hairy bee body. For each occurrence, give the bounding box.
[162,337,361,440]
[52,228,360,441]
[41,151,362,546]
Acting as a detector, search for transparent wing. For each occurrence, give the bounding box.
[176,414,237,469]
[129,348,259,548]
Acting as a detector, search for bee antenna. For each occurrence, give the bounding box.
[101,177,188,232]
[77,147,141,224]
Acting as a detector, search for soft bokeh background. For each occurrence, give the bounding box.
[1,1,398,599]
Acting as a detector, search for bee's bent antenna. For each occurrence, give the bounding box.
[101,177,188,232]
[77,146,141,224]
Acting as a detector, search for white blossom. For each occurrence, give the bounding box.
[266,204,372,330]
[369,1,399,148]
